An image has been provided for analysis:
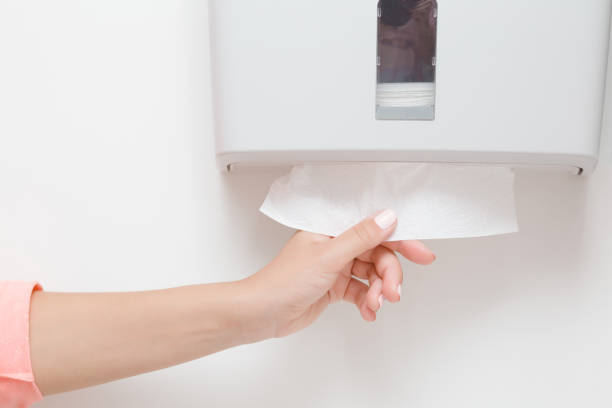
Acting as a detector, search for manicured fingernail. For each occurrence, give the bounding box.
[378,294,385,310]
[397,284,402,299]
[375,209,397,230]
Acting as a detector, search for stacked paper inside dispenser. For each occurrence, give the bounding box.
[376,0,438,120]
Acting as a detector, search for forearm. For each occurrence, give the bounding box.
[29,280,272,395]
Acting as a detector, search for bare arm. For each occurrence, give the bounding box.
[29,281,270,395]
[29,211,436,396]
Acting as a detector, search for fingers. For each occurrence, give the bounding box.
[382,240,436,265]
[370,246,403,303]
[324,210,397,270]
[350,259,375,280]
[350,257,395,312]
[365,278,383,312]
[323,211,437,322]
[343,278,377,322]
[353,249,403,304]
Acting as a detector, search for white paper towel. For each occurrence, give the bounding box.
[260,163,518,241]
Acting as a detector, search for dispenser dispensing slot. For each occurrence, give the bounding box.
[376,0,438,121]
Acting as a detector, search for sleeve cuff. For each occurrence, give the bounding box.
[0,281,44,406]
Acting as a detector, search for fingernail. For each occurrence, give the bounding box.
[378,294,385,311]
[375,209,397,230]
[397,284,402,299]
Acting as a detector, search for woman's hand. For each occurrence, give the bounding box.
[245,210,436,338]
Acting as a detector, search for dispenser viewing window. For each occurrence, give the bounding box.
[376,0,438,120]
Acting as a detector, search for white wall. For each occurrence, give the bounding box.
[1,2,612,407]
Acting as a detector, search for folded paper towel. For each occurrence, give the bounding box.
[260,163,518,241]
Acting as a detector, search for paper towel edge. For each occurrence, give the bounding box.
[260,203,520,241]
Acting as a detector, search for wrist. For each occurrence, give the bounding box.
[221,278,278,344]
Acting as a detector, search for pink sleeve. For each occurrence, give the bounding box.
[0,281,44,408]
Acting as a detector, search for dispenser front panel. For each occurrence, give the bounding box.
[211,0,611,174]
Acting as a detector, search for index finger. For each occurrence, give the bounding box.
[382,240,436,265]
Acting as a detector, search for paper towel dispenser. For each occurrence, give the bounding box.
[209,0,611,175]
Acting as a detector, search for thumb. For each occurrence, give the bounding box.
[325,209,398,267]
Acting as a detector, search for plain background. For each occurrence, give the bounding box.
[1,1,612,407]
